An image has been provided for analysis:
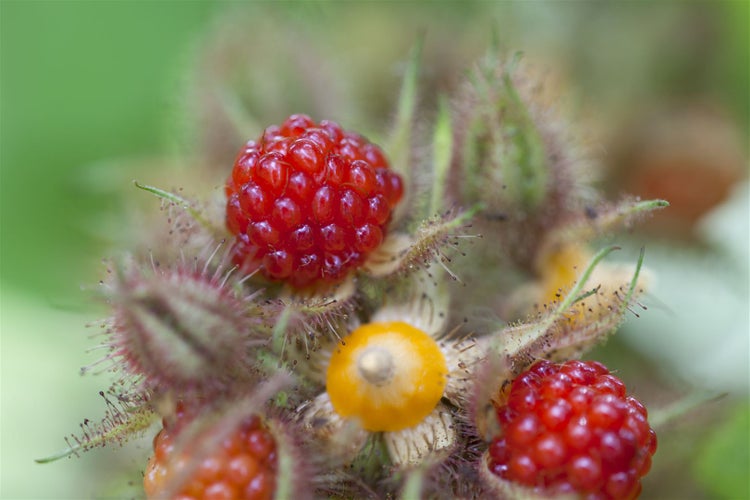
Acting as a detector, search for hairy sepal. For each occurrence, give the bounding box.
[540,197,669,260]
[457,53,551,213]
[129,183,241,292]
[385,39,422,226]
[135,182,227,240]
[104,257,267,397]
[362,207,479,280]
[270,278,357,381]
[36,390,155,463]
[476,246,647,429]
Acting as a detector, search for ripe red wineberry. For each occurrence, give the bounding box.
[225,114,403,287]
[489,360,657,499]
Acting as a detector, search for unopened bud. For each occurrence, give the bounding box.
[458,56,550,212]
[109,263,258,395]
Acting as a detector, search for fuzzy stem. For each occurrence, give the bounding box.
[621,246,646,310]
[495,245,620,360]
[217,86,261,140]
[649,391,726,428]
[400,468,425,500]
[626,198,670,211]
[596,199,670,236]
[548,199,669,250]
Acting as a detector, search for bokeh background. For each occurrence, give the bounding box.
[1,2,747,498]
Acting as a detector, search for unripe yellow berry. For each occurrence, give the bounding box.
[326,321,447,432]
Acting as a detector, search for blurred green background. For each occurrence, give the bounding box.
[1,1,747,498]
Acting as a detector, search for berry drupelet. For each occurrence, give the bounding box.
[144,405,277,500]
[225,114,403,288]
[489,360,657,500]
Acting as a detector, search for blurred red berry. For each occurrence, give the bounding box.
[144,406,277,500]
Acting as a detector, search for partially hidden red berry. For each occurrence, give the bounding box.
[225,114,403,287]
[144,406,277,500]
[488,360,657,499]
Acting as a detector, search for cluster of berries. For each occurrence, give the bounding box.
[136,116,658,499]
[488,360,657,499]
[225,114,403,287]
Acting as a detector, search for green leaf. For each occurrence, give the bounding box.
[694,404,750,499]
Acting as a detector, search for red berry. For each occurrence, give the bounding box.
[144,408,277,500]
[488,360,657,499]
[225,114,403,287]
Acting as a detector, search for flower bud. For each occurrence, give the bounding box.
[455,56,553,213]
[108,262,260,395]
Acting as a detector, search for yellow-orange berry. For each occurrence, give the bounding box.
[326,321,447,432]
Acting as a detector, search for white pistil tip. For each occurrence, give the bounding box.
[357,347,394,386]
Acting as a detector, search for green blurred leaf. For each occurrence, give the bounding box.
[0,1,218,295]
[694,404,750,499]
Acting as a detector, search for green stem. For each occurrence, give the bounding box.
[272,305,294,359]
[429,98,453,215]
[621,246,646,309]
[650,392,726,429]
[400,467,425,500]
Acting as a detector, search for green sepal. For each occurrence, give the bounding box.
[36,397,156,464]
[491,245,648,375]
[134,181,218,233]
[429,97,454,216]
[386,38,422,177]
